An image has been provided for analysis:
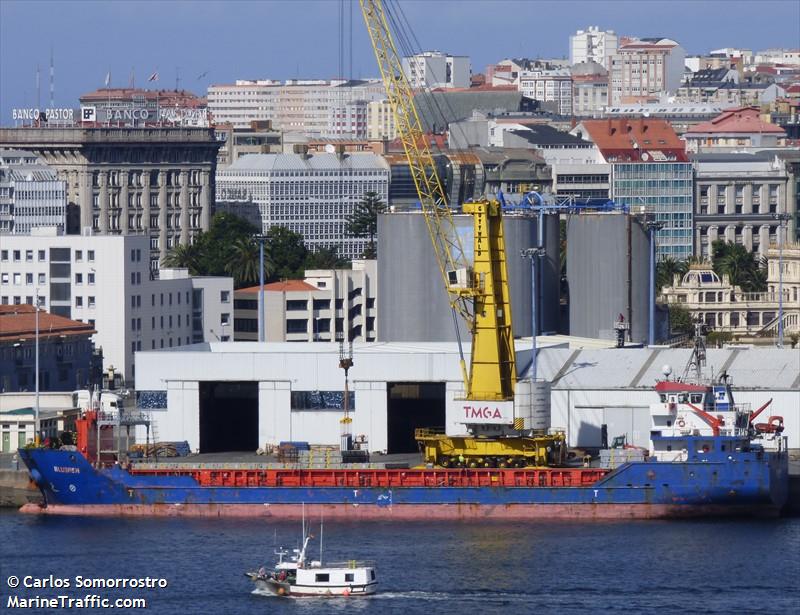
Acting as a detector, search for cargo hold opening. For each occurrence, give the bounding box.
[386,382,445,454]
[199,381,258,453]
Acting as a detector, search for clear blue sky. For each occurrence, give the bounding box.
[1,0,799,123]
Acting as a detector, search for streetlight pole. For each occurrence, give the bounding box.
[644,218,664,346]
[521,247,545,381]
[774,212,791,348]
[258,236,266,342]
[34,289,40,445]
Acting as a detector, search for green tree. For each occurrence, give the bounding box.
[305,246,349,270]
[225,237,274,288]
[195,212,260,277]
[668,304,694,335]
[265,225,309,281]
[711,240,767,293]
[161,242,203,275]
[656,257,689,292]
[347,191,386,258]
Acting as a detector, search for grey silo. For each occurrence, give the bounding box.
[377,212,560,342]
[566,214,650,344]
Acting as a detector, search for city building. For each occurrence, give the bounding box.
[367,99,397,141]
[0,127,221,275]
[207,79,385,133]
[659,247,800,338]
[215,152,389,259]
[573,118,693,259]
[571,61,609,116]
[692,151,795,257]
[0,149,66,235]
[676,67,739,102]
[609,38,686,104]
[233,260,377,342]
[215,121,282,168]
[78,88,208,127]
[0,304,98,393]
[570,27,619,69]
[0,232,232,385]
[683,106,788,153]
[402,51,471,89]
[518,69,573,116]
[602,100,725,135]
[413,90,536,133]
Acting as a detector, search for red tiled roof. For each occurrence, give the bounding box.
[578,118,688,162]
[0,305,95,342]
[686,106,786,135]
[237,280,318,293]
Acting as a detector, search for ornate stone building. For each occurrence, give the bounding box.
[659,244,800,339]
[0,128,220,275]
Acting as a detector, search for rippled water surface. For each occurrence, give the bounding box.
[3,511,799,613]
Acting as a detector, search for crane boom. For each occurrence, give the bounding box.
[360,0,515,401]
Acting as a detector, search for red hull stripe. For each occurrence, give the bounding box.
[19,502,779,520]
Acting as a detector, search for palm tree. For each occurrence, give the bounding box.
[161,242,201,275]
[225,237,273,288]
[656,257,689,291]
[347,191,386,258]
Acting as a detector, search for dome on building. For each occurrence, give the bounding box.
[681,268,720,286]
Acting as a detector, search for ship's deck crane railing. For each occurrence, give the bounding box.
[360,0,515,402]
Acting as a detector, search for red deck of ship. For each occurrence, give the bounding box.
[129,467,610,488]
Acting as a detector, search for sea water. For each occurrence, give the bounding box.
[2,511,798,614]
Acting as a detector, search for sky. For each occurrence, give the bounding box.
[1,0,799,123]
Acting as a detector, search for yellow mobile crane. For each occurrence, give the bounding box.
[360,0,565,468]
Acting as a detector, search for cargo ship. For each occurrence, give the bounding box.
[18,367,789,519]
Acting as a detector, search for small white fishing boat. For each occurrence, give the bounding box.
[246,516,377,597]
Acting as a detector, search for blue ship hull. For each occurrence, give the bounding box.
[18,438,788,519]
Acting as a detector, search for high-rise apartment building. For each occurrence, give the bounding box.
[0,149,66,235]
[570,27,618,69]
[215,152,389,259]
[518,69,573,115]
[0,232,232,385]
[609,38,686,105]
[207,80,385,134]
[367,99,397,141]
[402,52,471,89]
[0,128,221,275]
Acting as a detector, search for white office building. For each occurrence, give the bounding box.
[207,79,385,133]
[570,27,618,69]
[0,149,66,235]
[0,231,232,385]
[216,152,389,259]
[402,52,471,89]
[518,69,574,115]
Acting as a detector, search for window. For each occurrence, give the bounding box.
[220,290,230,303]
[25,273,33,285]
[75,250,83,262]
[75,273,83,285]
[38,273,46,285]
[315,574,330,583]
[345,573,354,582]
[88,250,95,262]
[0,273,7,285]
[75,296,83,308]
[13,250,20,261]
[38,250,45,261]
[88,273,95,285]
[0,250,7,261]
[88,296,95,308]
[25,250,33,262]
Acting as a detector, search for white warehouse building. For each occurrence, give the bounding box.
[134,343,799,454]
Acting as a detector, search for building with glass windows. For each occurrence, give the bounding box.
[0,149,66,235]
[572,118,693,260]
[215,152,389,259]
